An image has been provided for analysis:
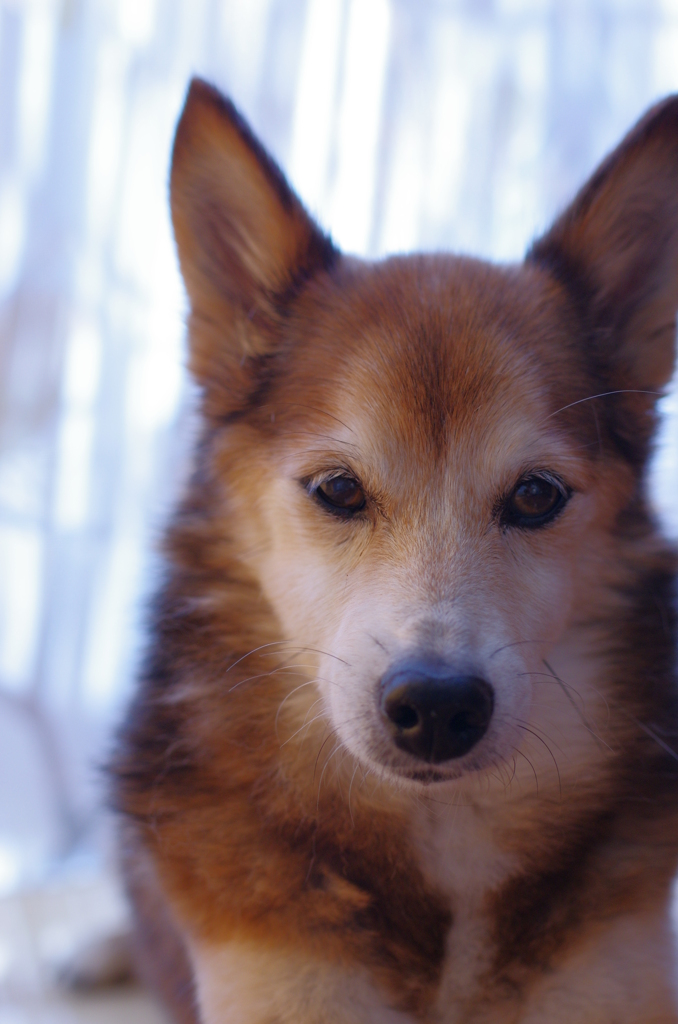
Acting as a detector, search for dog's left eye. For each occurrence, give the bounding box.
[502,475,568,528]
[313,475,366,514]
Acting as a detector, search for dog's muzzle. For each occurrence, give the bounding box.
[380,660,494,763]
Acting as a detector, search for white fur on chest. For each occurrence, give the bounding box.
[410,797,518,1023]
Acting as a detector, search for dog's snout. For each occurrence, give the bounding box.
[380,662,494,763]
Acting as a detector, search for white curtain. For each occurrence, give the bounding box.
[0,0,677,892]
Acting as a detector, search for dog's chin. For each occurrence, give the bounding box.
[353,742,497,791]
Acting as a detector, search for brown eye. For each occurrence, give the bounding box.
[314,475,366,514]
[503,475,568,528]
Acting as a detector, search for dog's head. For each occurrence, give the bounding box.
[170,81,678,789]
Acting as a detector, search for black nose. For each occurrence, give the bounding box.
[380,662,494,763]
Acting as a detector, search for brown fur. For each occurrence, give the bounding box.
[111,81,678,1023]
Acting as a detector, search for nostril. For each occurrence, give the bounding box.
[449,711,471,734]
[390,704,419,730]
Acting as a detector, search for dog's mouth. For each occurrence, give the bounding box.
[370,743,496,787]
[394,765,459,785]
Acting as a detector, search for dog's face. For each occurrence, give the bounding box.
[171,84,678,788]
[226,261,619,786]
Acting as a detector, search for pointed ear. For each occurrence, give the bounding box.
[529,96,678,408]
[170,79,337,409]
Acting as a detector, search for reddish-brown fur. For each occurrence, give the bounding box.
[112,81,678,1023]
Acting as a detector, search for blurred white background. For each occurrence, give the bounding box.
[0,0,677,901]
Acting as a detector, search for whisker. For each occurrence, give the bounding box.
[525,669,611,727]
[547,389,660,419]
[347,763,360,827]
[358,767,372,796]
[591,401,603,458]
[511,713,567,758]
[489,639,544,660]
[313,730,334,781]
[295,645,350,667]
[316,743,343,811]
[226,641,294,673]
[514,720,562,797]
[226,641,350,672]
[332,750,353,792]
[542,659,614,753]
[275,679,321,738]
[497,756,516,792]
[488,761,510,791]
[625,715,678,762]
[227,662,299,694]
[515,748,539,792]
[280,699,326,747]
[522,671,588,715]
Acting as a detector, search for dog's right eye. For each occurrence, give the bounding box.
[313,475,366,515]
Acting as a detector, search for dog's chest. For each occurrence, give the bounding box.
[410,802,519,1023]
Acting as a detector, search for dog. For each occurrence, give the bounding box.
[111,79,678,1023]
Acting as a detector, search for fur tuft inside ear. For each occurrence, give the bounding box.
[170,79,337,410]
[529,96,678,410]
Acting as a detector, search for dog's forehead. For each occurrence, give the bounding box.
[275,253,589,467]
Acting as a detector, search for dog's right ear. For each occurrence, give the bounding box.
[170,79,336,411]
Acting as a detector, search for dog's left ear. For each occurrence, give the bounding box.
[529,96,678,403]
